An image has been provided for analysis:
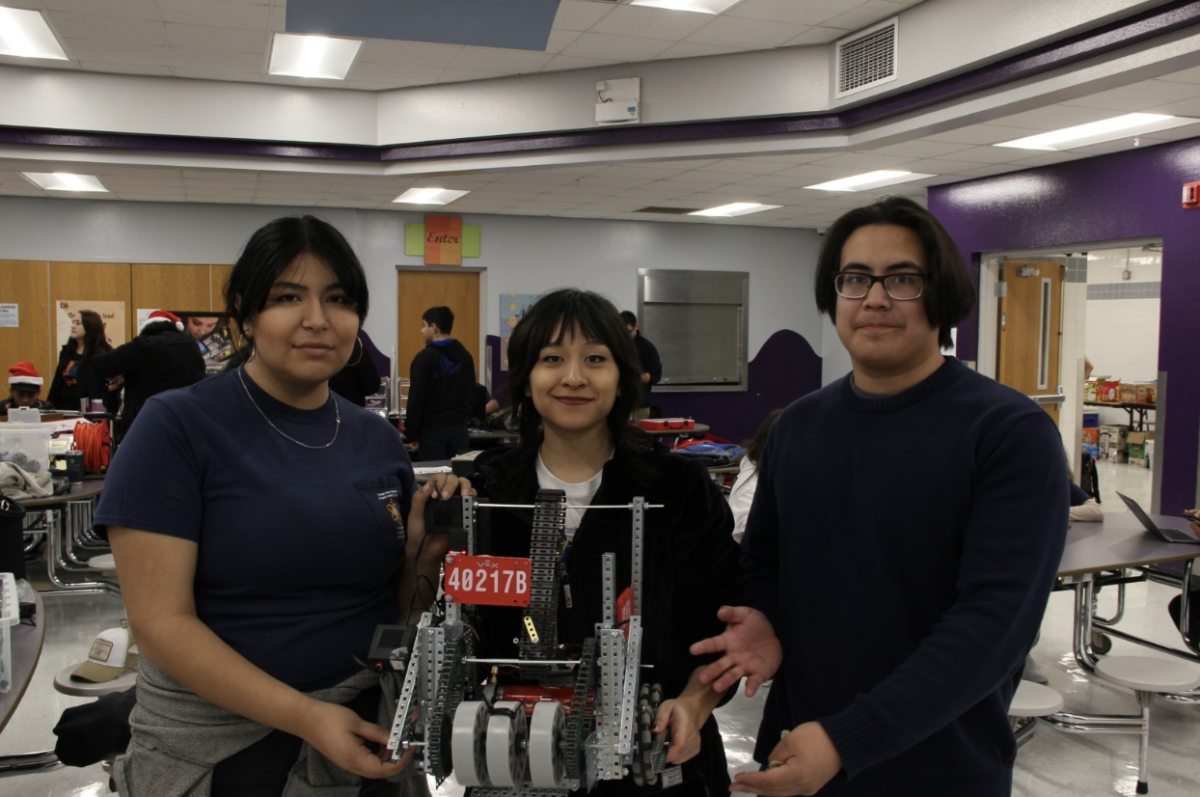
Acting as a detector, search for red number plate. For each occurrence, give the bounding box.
[444,555,532,607]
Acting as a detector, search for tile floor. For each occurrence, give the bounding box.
[4,462,1197,797]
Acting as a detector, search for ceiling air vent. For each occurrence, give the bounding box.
[835,17,898,98]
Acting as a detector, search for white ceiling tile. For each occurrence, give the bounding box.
[44,0,159,20]
[559,32,674,62]
[822,0,903,32]
[48,12,164,44]
[684,16,807,49]
[175,67,265,82]
[691,159,790,175]
[158,0,269,30]
[165,23,267,53]
[169,46,262,71]
[809,152,914,169]
[544,29,582,54]
[589,5,712,41]
[357,39,463,67]
[267,4,284,31]
[541,53,622,71]
[449,47,554,74]
[1060,79,1200,112]
[644,178,731,192]
[0,55,78,71]
[988,105,1118,131]
[437,68,510,84]
[935,145,1039,165]
[1142,97,1200,117]
[866,139,974,158]
[352,61,446,82]
[62,38,169,65]
[655,41,741,59]
[922,124,1037,145]
[897,157,990,174]
[1157,64,1200,85]
[726,0,858,26]
[783,26,845,46]
[551,0,617,32]
[77,60,173,76]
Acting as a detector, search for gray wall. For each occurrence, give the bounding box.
[0,196,825,379]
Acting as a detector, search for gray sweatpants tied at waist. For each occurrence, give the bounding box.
[112,658,426,797]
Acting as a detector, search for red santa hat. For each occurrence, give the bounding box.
[139,310,184,334]
[8,361,43,387]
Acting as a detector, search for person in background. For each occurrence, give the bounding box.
[728,409,782,543]
[619,310,662,420]
[405,306,475,460]
[469,382,500,425]
[692,196,1068,797]
[95,215,467,797]
[470,288,741,796]
[329,336,382,407]
[2,361,54,413]
[47,309,119,413]
[89,310,206,438]
[186,315,220,342]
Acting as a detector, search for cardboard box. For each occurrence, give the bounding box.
[1098,380,1122,402]
[1136,383,1156,405]
[1119,383,1138,403]
[1082,427,1100,444]
[1084,379,1100,403]
[1126,430,1154,464]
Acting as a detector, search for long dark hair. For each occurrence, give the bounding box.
[745,409,782,467]
[77,309,112,363]
[813,196,976,349]
[504,288,648,461]
[224,215,369,359]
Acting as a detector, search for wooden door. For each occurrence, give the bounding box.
[132,263,213,318]
[0,260,52,393]
[397,270,481,379]
[997,260,1065,424]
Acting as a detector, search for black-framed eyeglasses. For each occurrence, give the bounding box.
[833,271,928,301]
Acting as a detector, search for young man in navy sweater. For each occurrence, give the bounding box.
[693,197,1068,796]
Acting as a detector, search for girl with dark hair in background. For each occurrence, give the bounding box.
[470,288,742,796]
[95,215,465,796]
[48,308,119,412]
[728,409,782,543]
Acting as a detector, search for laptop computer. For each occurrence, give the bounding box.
[1116,492,1200,544]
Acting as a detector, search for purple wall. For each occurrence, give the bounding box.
[928,136,1200,512]
[486,329,823,446]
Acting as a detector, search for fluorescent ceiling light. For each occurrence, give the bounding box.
[268,33,362,80]
[629,0,743,13]
[393,187,471,205]
[0,6,69,60]
[994,113,1197,150]
[22,172,109,192]
[689,202,781,217]
[805,170,935,192]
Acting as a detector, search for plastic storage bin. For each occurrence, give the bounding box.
[0,422,52,475]
[1,571,19,692]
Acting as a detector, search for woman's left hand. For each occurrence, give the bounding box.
[653,697,704,765]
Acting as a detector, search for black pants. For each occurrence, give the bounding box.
[210,686,403,797]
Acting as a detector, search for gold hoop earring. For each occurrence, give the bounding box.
[346,337,363,367]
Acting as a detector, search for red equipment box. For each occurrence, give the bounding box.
[638,418,695,431]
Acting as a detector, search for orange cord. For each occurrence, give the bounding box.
[72,419,112,474]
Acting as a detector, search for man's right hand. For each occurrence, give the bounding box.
[689,606,782,697]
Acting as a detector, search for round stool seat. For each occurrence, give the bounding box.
[54,662,138,697]
[1094,655,1200,694]
[88,553,116,571]
[1010,680,1064,717]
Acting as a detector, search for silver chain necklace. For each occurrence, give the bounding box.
[237,365,340,450]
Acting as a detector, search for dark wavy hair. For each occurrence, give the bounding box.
[813,196,975,349]
[77,309,113,363]
[744,409,782,467]
[504,289,647,460]
[224,216,369,356]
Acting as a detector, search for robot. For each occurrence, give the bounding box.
[384,489,671,795]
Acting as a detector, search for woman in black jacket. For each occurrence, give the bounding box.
[48,308,119,413]
[470,288,741,796]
